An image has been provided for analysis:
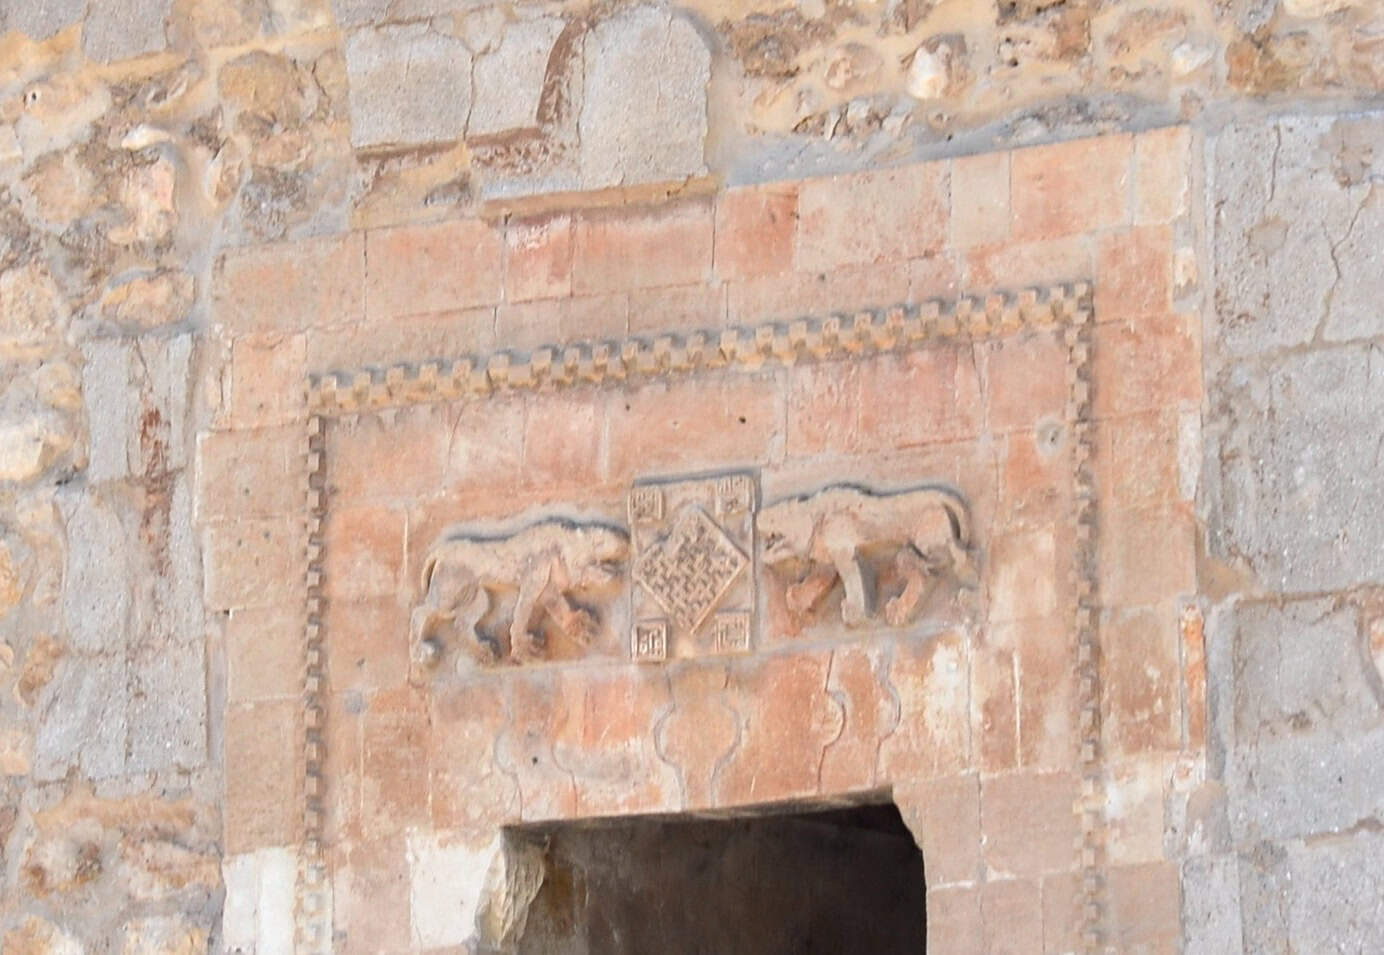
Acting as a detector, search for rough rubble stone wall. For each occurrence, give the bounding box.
[0,0,1378,951]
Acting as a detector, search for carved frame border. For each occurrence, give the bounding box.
[292,283,1104,954]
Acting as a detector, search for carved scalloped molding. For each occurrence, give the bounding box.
[292,282,1107,954]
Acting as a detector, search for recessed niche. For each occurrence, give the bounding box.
[489,796,927,954]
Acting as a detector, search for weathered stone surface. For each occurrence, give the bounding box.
[1213,117,1376,357]
[1183,854,1243,955]
[1217,599,1384,843]
[579,6,709,188]
[83,0,172,62]
[469,17,565,138]
[6,0,86,41]
[344,23,473,149]
[1240,833,1384,953]
[221,848,296,953]
[32,652,129,781]
[1214,344,1384,592]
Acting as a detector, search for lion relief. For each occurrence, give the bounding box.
[410,518,629,670]
[757,484,976,629]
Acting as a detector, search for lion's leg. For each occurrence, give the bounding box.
[455,581,497,662]
[409,598,448,670]
[831,546,869,627]
[786,564,838,616]
[509,559,554,662]
[543,590,597,644]
[885,547,936,626]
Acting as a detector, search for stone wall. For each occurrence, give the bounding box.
[0,0,1379,952]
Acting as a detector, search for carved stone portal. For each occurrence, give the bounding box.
[757,484,975,630]
[410,518,629,671]
[629,473,757,662]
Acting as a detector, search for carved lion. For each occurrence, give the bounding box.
[757,484,974,627]
[410,518,629,667]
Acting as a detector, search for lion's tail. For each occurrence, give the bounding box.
[941,492,971,547]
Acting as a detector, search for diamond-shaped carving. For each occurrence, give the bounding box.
[635,506,748,632]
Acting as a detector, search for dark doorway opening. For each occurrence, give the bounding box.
[506,796,926,955]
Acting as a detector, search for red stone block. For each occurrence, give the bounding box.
[522,390,604,492]
[1134,126,1191,225]
[896,774,982,887]
[1107,862,1182,953]
[980,770,1081,878]
[796,162,949,271]
[1012,615,1079,769]
[307,306,495,372]
[606,372,782,484]
[328,404,452,504]
[497,670,578,821]
[998,427,1067,530]
[964,234,1094,291]
[657,663,739,810]
[225,699,297,853]
[224,332,306,428]
[430,679,518,834]
[504,213,572,303]
[552,667,678,817]
[196,425,303,521]
[323,504,406,601]
[926,886,983,955]
[716,650,841,807]
[855,346,983,452]
[1093,314,1200,418]
[981,878,1043,955]
[951,150,1010,249]
[785,360,860,459]
[203,517,303,611]
[1104,606,1182,754]
[726,260,913,325]
[1095,225,1174,320]
[495,293,629,352]
[361,686,430,834]
[1011,134,1132,241]
[878,630,971,782]
[984,329,1069,433]
[1099,504,1196,608]
[325,596,410,693]
[988,525,1058,624]
[972,644,1018,772]
[820,644,896,794]
[324,691,363,844]
[572,199,713,294]
[1095,411,1183,512]
[1041,872,1083,953]
[441,394,526,495]
[714,183,798,281]
[365,217,504,320]
[225,604,301,704]
[335,835,412,954]
[628,282,726,334]
[213,232,364,333]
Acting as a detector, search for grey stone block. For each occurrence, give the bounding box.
[128,640,206,773]
[1216,600,1384,843]
[5,0,85,40]
[1215,345,1384,592]
[1240,833,1384,953]
[328,0,390,29]
[345,23,472,148]
[1212,117,1367,358]
[82,339,136,482]
[579,6,708,189]
[83,0,171,63]
[61,491,132,655]
[33,653,128,782]
[470,17,565,137]
[1323,187,1384,343]
[1183,855,1243,955]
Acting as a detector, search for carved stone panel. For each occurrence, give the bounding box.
[757,483,975,633]
[410,517,629,675]
[629,473,757,661]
